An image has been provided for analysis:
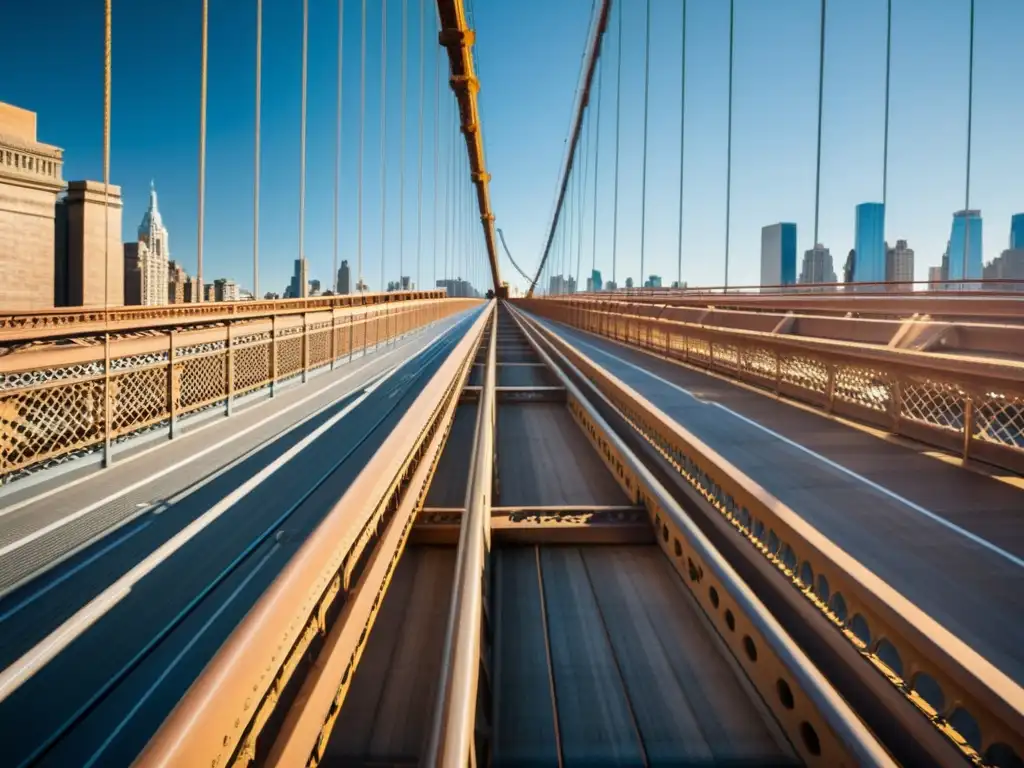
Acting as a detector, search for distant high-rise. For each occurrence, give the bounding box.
[132,182,171,305]
[338,259,351,294]
[927,266,944,289]
[854,203,885,288]
[798,244,837,291]
[885,239,915,291]
[645,275,662,289]
[986,248,1024,292]
[759,223,797,292]
[1010,214,1024,250]
[400,275,411,290]
[214,278,239,302]
[290,258,308,299]
[168,261,189,303]
[625,277,634,289]
[947,210,982,287]
[591,269,602,292]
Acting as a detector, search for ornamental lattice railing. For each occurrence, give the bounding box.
[0,296,479,484]
[516,298,1024,475]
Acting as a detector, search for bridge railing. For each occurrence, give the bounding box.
[520,305,1024,767]
[0,295,479,485]
[517,298,1024,475]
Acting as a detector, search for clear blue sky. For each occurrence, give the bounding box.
[2,0,1022,295]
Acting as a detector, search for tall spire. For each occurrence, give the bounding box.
[149,179,158,212]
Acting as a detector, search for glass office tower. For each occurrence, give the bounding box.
[947,210,983,287]
[760,223,797,292]
[1010,213,1024,250]
[853,203,886,287]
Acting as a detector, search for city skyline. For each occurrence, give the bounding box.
[2,1,1024,298]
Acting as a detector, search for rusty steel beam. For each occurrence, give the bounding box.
[515,303,1024,766]
[136,302,494,768]
[0,289,448,344]
[435,0,502,294]
[527,0,612,298]
[505,303,893,767]
[518,297,1024,475]
[425,306,495,767]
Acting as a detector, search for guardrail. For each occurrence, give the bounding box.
[137,302,494,768]
[0,297,480,484]
[507,305,893,767]
[0,289,449,342]
[426,307,495,767]
[517,298,1024,475]
[517,304,1024,768]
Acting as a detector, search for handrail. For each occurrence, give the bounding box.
[516,304,1024,767]
[426,305,495,766]
[505,303,894,767]
[136,303,492,768]
[519,298,1024,475]
[0,289,449,343]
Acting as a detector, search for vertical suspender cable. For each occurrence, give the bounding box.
[962,0,975,289]
[399,0,407,288]
[881,0,891,212]
[358,0,366,290]
[639,0,651,289]
[432,18,441,288]
[102,0,112,464]
[103,0,111,312]
[380,0,388,291]
[416,0,425,290]
[677,0,687,288]
[813,0,827,249]
[334,0,344,292]
[723,0,734,289]
[444,122,454,286]
[592,61,602,280]
[300,0,309,296]
[255,0,262,297]
[576,112,590,288]
[198,0,208,301]
[611,0,622,287]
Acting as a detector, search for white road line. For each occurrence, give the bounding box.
[0,341,429,703]
[0,321,445,518]
[81,543,282,768]
[0,521,153,624]
[0,359,394,560]
[546,321,1024,571]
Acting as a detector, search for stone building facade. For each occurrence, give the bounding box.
[0,102,64,310]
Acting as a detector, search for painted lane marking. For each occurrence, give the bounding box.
[544,320,1024,571]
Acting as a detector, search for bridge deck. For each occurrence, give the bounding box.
[325,304,797,766]
[0,312,481,767]
[530,313,1024,687]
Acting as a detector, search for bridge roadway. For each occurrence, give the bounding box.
[320,305,802,766]
[522,310,1024,688]
[0,308,485,767]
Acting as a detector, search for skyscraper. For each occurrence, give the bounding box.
[591,269,602,292]
[136,181,170,306]
[947,210,983,287]
[759,223,797,292]
[885,239,915,291]
[338,259,350,294]
[289,257,308,299]
[798,244,837,291]
[1010,214,1024,251]
[853,203,885,288]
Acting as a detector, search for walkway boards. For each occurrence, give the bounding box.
[493,545,797,767]
[531,313,1024,688]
